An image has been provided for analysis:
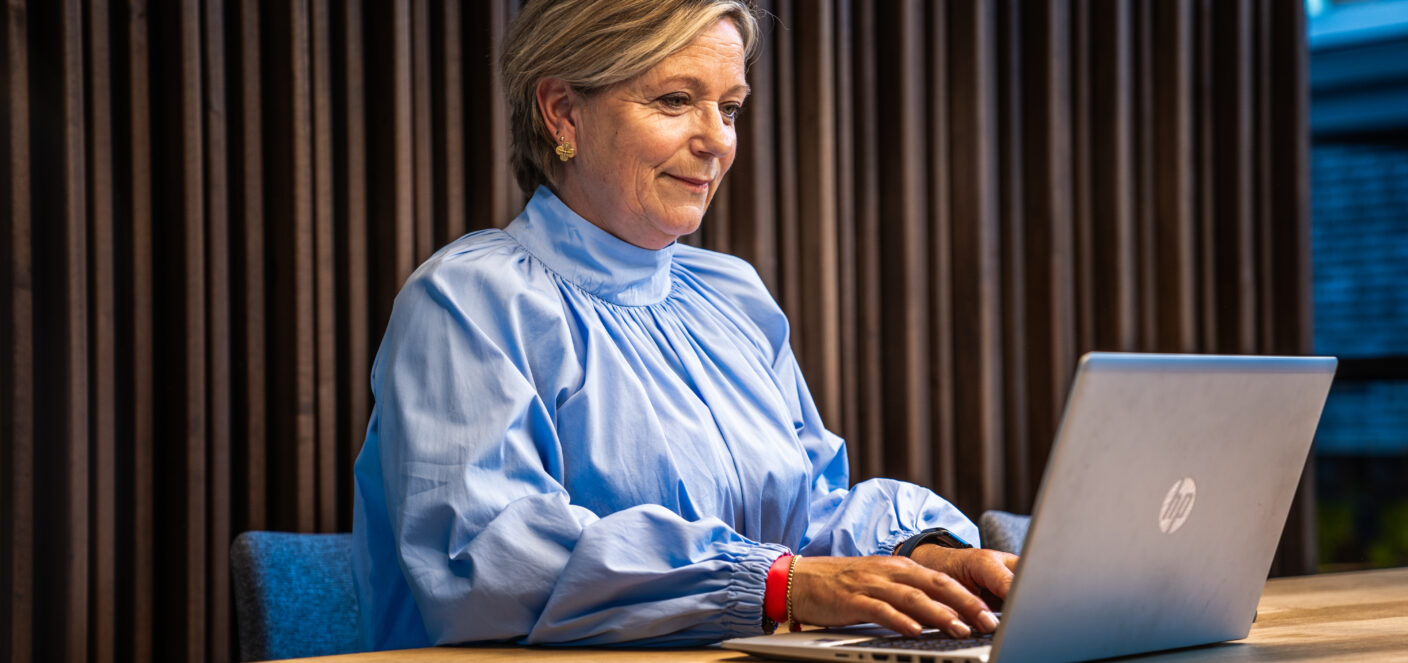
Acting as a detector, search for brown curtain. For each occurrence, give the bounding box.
[0,1,1310,661]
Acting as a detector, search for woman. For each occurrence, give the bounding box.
[352,0,1016,650]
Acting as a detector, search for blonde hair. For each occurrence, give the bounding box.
[502,0,762,195]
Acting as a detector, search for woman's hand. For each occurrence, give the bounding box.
[788,549,1017,638]
[909,545,1018,605]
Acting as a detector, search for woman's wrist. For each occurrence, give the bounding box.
[763,554,792,631]
[893,527,974,557]
[909,542,963,574]
[785,554,803,631]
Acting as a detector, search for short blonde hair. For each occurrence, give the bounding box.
[502,0,762,195]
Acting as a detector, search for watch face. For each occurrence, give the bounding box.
[934,530,974,549]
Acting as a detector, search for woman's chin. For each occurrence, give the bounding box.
[663,214,705,240]
[642,204,705,240]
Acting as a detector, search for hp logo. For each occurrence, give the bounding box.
[1159,477,1197,534]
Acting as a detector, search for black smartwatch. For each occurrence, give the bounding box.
[894,527,973,557]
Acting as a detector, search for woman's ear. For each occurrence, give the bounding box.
[535,77,577,141]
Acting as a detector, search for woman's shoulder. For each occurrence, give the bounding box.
[376,228,582,396]
[422,226,522,268]
[671,244,771,295]
[397,227,561,318]
[672,244,790,348]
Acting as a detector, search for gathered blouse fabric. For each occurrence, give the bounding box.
[351,187,978,650]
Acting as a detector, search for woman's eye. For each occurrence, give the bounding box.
[722,103,743,121]
[659,94,689,110]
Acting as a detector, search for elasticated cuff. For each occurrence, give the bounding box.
[720,542,792,637]
[877,529,920,556]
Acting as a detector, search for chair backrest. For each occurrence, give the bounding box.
[230,531,363,661]
[979,510,1031,555]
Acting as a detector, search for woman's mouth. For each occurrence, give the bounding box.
[666,174,710,193]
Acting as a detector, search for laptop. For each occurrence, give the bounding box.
[724,352,1337,663]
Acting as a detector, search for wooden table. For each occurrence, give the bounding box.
[289,567,1408,662]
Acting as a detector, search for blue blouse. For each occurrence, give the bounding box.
[351,186,978,650]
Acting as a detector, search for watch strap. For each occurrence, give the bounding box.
[894,527,974,557]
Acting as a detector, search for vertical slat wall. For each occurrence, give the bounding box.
[2,0,34,660]
[1,2,1312,661]
[126,2,156,658]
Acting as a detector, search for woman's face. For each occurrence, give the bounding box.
[558,19,749,250]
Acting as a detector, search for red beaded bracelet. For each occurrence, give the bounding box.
[763,553,792,630]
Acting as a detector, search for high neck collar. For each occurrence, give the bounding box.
[505,186,676,306]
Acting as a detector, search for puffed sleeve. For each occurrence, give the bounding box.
[361,265,788,647]
[765,340,981,557]
[680,247,980,557]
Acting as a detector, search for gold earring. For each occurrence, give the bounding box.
[555,135,576,161]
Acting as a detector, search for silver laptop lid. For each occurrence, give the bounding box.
[991,353,1336,662]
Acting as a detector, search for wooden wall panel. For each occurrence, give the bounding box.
[442,1,466,241]
[1153,0,1197,353]
[948,0,1005,513]
[724,0,777,292]
[849,0,884,478]
[832,0,858,468]
[1196,0,1218,350]
[1090,0,1137,351]
[1020,0,1077,495]
[924,0,955,497]
[312,0,338,535]
[290,0,317,536]
[87,0,117,660]
[2,1,34,660]
[178,1,208,658]
[411,0,432,262]
[202,0,233,658]
[996,0,1030,515]
[1072,0,1098,352]
[392,0,414,285]
[236,0,267,538]
[1214,0,1258,355]
[126,2,155,659]
[340,0,371,530]
[61,1,91,660]
[772,0,801,350]
[0,2,1318,660]
[1134,0,1157,350]
[1256,0,1276,355]
[796,0,841,429]
[876,0,932,487]
[460,0,520,231]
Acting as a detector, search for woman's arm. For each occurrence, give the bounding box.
[765,336,1017,637]
[759,337,978,557]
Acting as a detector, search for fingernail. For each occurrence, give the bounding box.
[948,619,971,638]
[908,621,923,635]
[977,610,999,632]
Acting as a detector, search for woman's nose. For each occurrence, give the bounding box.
[691,106,734,157]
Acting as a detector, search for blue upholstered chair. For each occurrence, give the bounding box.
[230,531,363,661]
[978,510,1031,555]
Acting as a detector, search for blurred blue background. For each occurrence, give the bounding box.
[1307,0,1408,571]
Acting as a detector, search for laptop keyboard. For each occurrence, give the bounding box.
[849,631,995,652]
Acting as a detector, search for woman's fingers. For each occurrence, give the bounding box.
[962,550,1018,598]
[850,595,926,637]
[912,546,1019,600]
[788,556,1000,637]
[901,563,999,632]
[866,580,974,637]
[944,549,1018,598]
